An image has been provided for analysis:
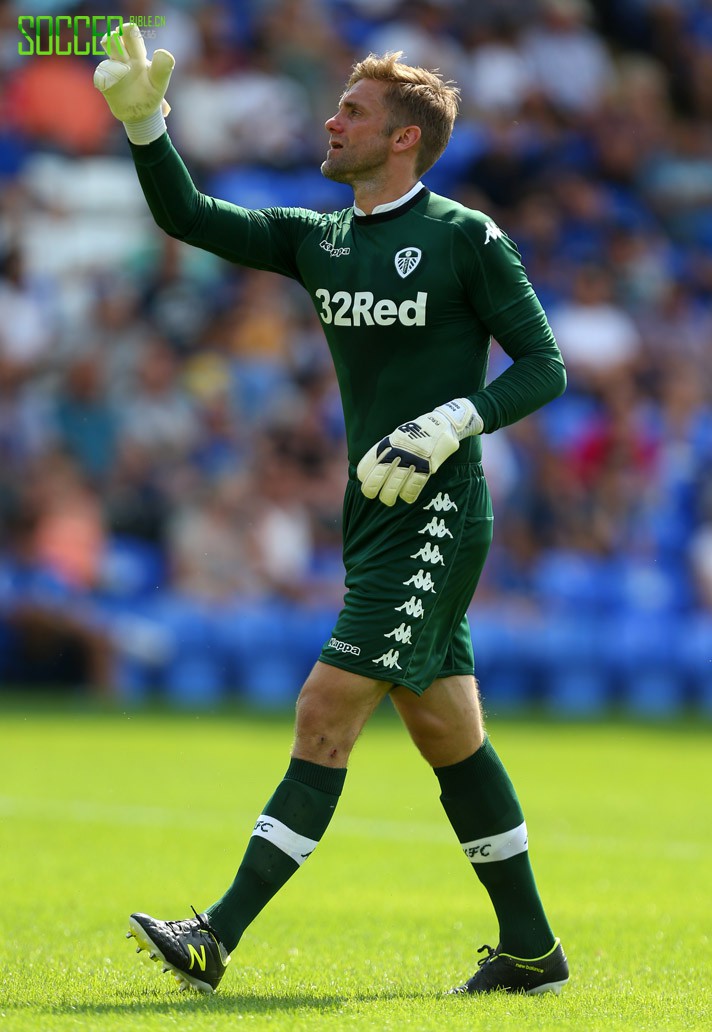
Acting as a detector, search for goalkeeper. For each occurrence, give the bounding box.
[95,24,569,998]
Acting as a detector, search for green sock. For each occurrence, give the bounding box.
[206,758,346,952]
[435,737,555,957]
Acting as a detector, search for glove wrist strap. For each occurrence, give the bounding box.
[124,109,167,145]
[436,397,484,439]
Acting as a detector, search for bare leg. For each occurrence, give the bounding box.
[390,673,484,766]
[292,660,393,766]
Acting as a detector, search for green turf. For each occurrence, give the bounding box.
[0,699,710,1031]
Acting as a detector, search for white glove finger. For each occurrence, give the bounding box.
[149,49,176,95]
[102,27,129,62]
[379,463,411,507]
[361,460,394,500]
[121,22,148,62]
[356,442,379,484]
[357,437,391,483]
[93,59,131,93]
[99,31,111,58]
[399,471,430,504]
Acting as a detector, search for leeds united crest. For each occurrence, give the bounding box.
[394,247,422,278]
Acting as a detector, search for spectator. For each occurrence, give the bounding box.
[169,38,311,168]
[6,24,115,154]
[167,473,263,601]
[459,15,534,117]
[1,463,114,696]
[103,439,170,546]
[28,451,107,592]
[522,0,614,115]
[549,264,643,384]
[120,336,200,460]
[52,351,120,483]
[363,0,466,74]
[249,444,315,601]
[0,245,53,380]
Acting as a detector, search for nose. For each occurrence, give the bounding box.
[325,112,341,134]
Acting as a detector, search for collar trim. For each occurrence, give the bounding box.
[353,185,429,224]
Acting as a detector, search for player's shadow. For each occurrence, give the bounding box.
[41,987,430,1017]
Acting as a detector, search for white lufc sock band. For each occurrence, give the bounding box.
[251,814,318,865]
[461,820,528,863]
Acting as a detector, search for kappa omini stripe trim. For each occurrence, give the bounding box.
[460,820,528,864]
[251,814,319,865]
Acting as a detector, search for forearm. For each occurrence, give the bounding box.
[469,349,567,432]
[129,132,205,239]
[127,133,304,276]
[469,303,567,433]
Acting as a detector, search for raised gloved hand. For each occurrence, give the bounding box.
[93,22,174,144]
[356,397,484,506]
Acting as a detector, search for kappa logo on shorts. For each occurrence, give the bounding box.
[411,542,445,566]
[423,492,458,512]
[395,596,426,618]
[419,516,453,539]
[373,648,402,669]
[384,622,413,644]
[327,637,361,656]
[394,247,422,278]
[403,569,437,592]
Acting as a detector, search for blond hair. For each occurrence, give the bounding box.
[345,52,460,176]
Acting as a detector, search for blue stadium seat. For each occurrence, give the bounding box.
[613,557,691,615]
[471,611,539,710]
[100,536,167,601]
[535,616,610,715]
[610,613,685,716]
[678,612,712,714]
[537,395,599,451]
[532,550,617,614]
[217,602,306,706]
[152,596,226,707]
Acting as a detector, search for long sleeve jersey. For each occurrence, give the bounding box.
[129,134,566,466]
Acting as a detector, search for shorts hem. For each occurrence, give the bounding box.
[318,653,394,685]
[318,654,425,695]
[318,656,475,695]
[436,666,476,681]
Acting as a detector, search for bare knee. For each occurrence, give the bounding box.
[293,687,355,765]
[292,663,390,767]
[391,676,484,768]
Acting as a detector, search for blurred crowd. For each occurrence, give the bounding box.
[0,0,711,705]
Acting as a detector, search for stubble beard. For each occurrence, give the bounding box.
[321,156,350,183]
[320,135,391,184]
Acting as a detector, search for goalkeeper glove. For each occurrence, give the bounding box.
[357,398,484,507]
[93,22,175,145]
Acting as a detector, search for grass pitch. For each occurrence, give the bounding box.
[0,698,709,1031]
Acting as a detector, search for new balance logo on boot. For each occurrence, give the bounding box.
[127,907,231,993]
[449,939,569,995]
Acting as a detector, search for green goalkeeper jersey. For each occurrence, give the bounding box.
[130,135,566,465]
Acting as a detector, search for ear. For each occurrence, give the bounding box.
[392,125,421,156]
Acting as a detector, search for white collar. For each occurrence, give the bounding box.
[353,181,425,217]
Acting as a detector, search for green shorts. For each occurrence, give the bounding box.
[319,462,493,695]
